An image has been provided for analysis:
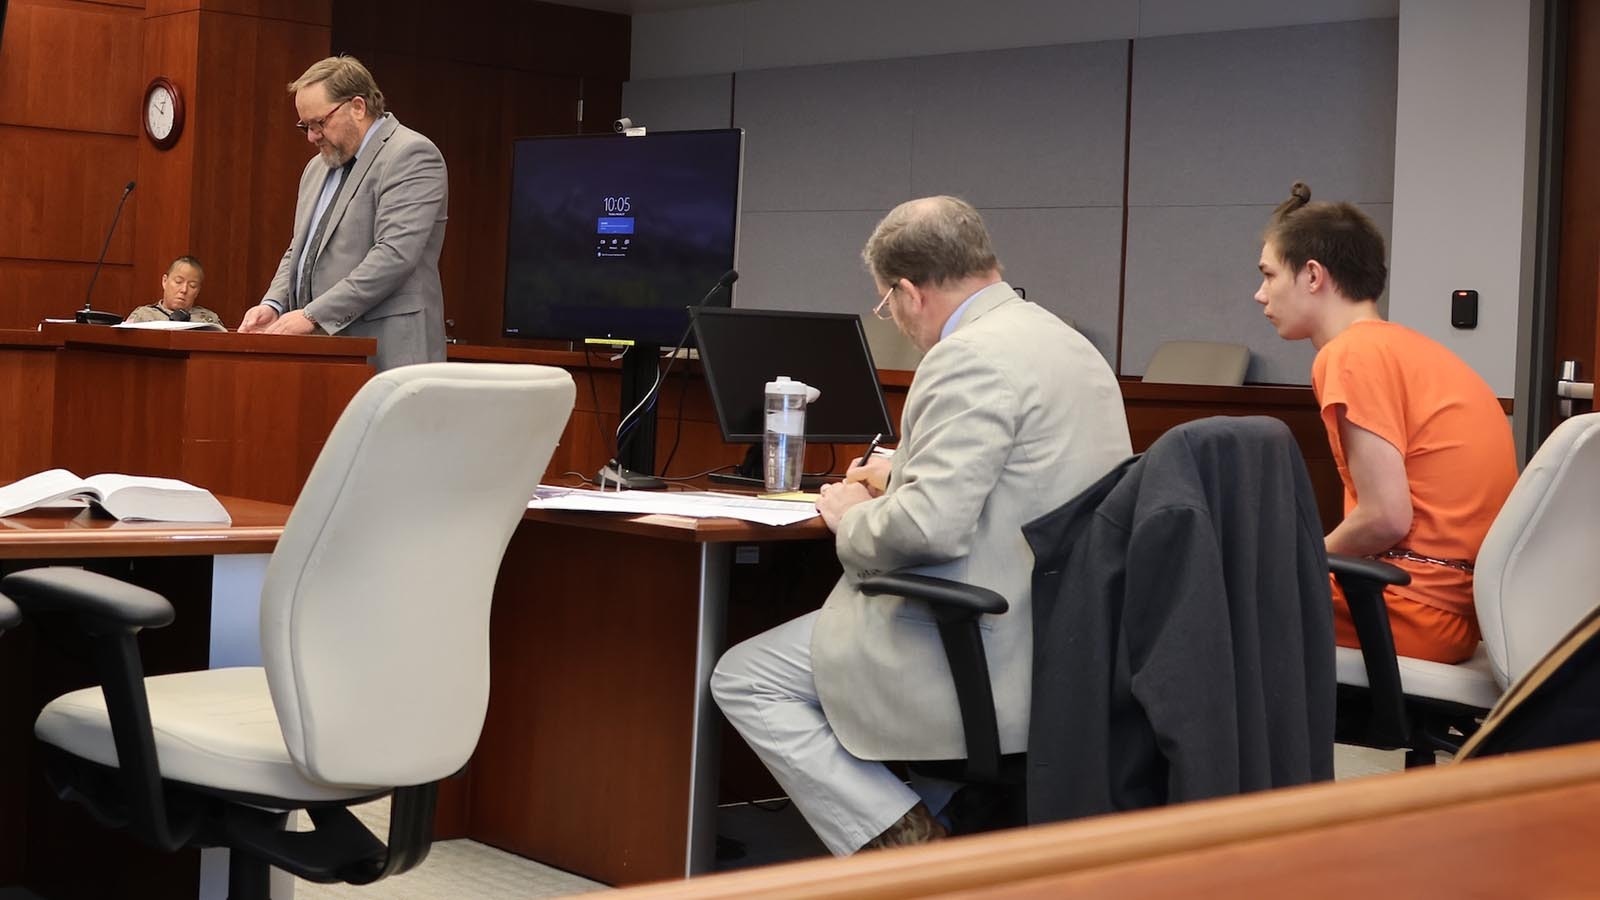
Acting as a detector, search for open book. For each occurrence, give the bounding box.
[0,469,231,523]
[113,320,227,332]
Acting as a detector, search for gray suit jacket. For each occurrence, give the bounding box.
[811,283,1133,761]
[263,114,448,371]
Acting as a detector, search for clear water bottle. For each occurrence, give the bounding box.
[764,376,821,492]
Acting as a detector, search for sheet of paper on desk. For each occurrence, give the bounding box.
[530,486,820,526]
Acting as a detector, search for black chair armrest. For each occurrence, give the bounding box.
[1328,554,1411,589]
[1,567,173,633]
[858,573,1008,620]
[0,566,194,851]
[859,573,1008,782]
[1328,554,1412,747]
[0,593,19,631]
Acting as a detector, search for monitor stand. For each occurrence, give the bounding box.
[707,446,834,491]
[596,341,669,490]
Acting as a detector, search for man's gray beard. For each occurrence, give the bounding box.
[319,145,349,167]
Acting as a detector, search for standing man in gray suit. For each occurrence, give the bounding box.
[712,196,1132,854]
[239,55,447,371]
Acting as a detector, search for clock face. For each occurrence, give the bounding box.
[142,78,183,149]
[146,86,175,140]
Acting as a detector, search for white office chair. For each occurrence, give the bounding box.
[1,362,576,899]
[1333,411,1600,765]
[1142,340,1250,386]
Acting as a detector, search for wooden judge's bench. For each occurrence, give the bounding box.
[0,324,377,504]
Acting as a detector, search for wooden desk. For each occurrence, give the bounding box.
[0,495,286,559]
[452,504,838,886]
[0,496,289,900]
[602,740,1600,898]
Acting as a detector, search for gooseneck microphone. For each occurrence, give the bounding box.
[601,268,739,489]
[82,181,136,318]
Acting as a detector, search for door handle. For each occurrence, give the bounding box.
[1558,360,1595,419]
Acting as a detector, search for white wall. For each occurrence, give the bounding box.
[1388,0,1542,398]
[631,0,1398,79]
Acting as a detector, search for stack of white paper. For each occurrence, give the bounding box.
[529,487,819,527]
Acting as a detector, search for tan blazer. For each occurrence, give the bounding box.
[812,282,1132,761]
[263,114,448,371]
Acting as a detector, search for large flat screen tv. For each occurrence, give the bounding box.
[502,128,744,347]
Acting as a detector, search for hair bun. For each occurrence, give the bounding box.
[1270,181,1313,222]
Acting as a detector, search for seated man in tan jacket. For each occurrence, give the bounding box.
[712,196,1133,854]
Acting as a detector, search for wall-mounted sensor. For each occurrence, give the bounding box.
[1451,289,1478,329]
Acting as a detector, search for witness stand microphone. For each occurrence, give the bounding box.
[167,308,191,323]
[78,181,136,325]
[600,268,739,490]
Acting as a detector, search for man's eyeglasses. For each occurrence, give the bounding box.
[873,283,896,321]
[295,98,349,135]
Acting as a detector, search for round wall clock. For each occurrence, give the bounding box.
[143,76,185,150]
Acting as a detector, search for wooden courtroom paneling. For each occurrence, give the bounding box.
[0,1,143,330]
[336,0,629,81]
[147,0,331,22]
[133,12,203,315]
[0,258,136,330]
[0,127,138,263]
[1553,0,1600,420]
[186,9,334,326]
[0,331,57,482]
[605,740,1600,899]
[0,1,142,135]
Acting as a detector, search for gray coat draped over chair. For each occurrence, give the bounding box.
[1024,416,1336,823]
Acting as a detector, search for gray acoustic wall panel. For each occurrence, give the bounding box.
[735,210,891,314]
[1122,18,1398,383]
[620,75,735,132]
[735,208,1120,361]
[908,42,1127,208]
[982,207,1124,360]
[1122,202,1393,385]
[734,59,919,212]
[728,42,1128,366]
[1127,19,1398,206]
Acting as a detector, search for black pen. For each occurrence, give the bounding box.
[860,432,884,467]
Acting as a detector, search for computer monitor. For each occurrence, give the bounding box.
[691,308,897,446]
[502,128,744,347]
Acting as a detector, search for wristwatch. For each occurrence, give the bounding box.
[302,308,319,329]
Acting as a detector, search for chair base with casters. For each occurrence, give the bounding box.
[1331,554,1491,766]
[858,572,1027,835]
